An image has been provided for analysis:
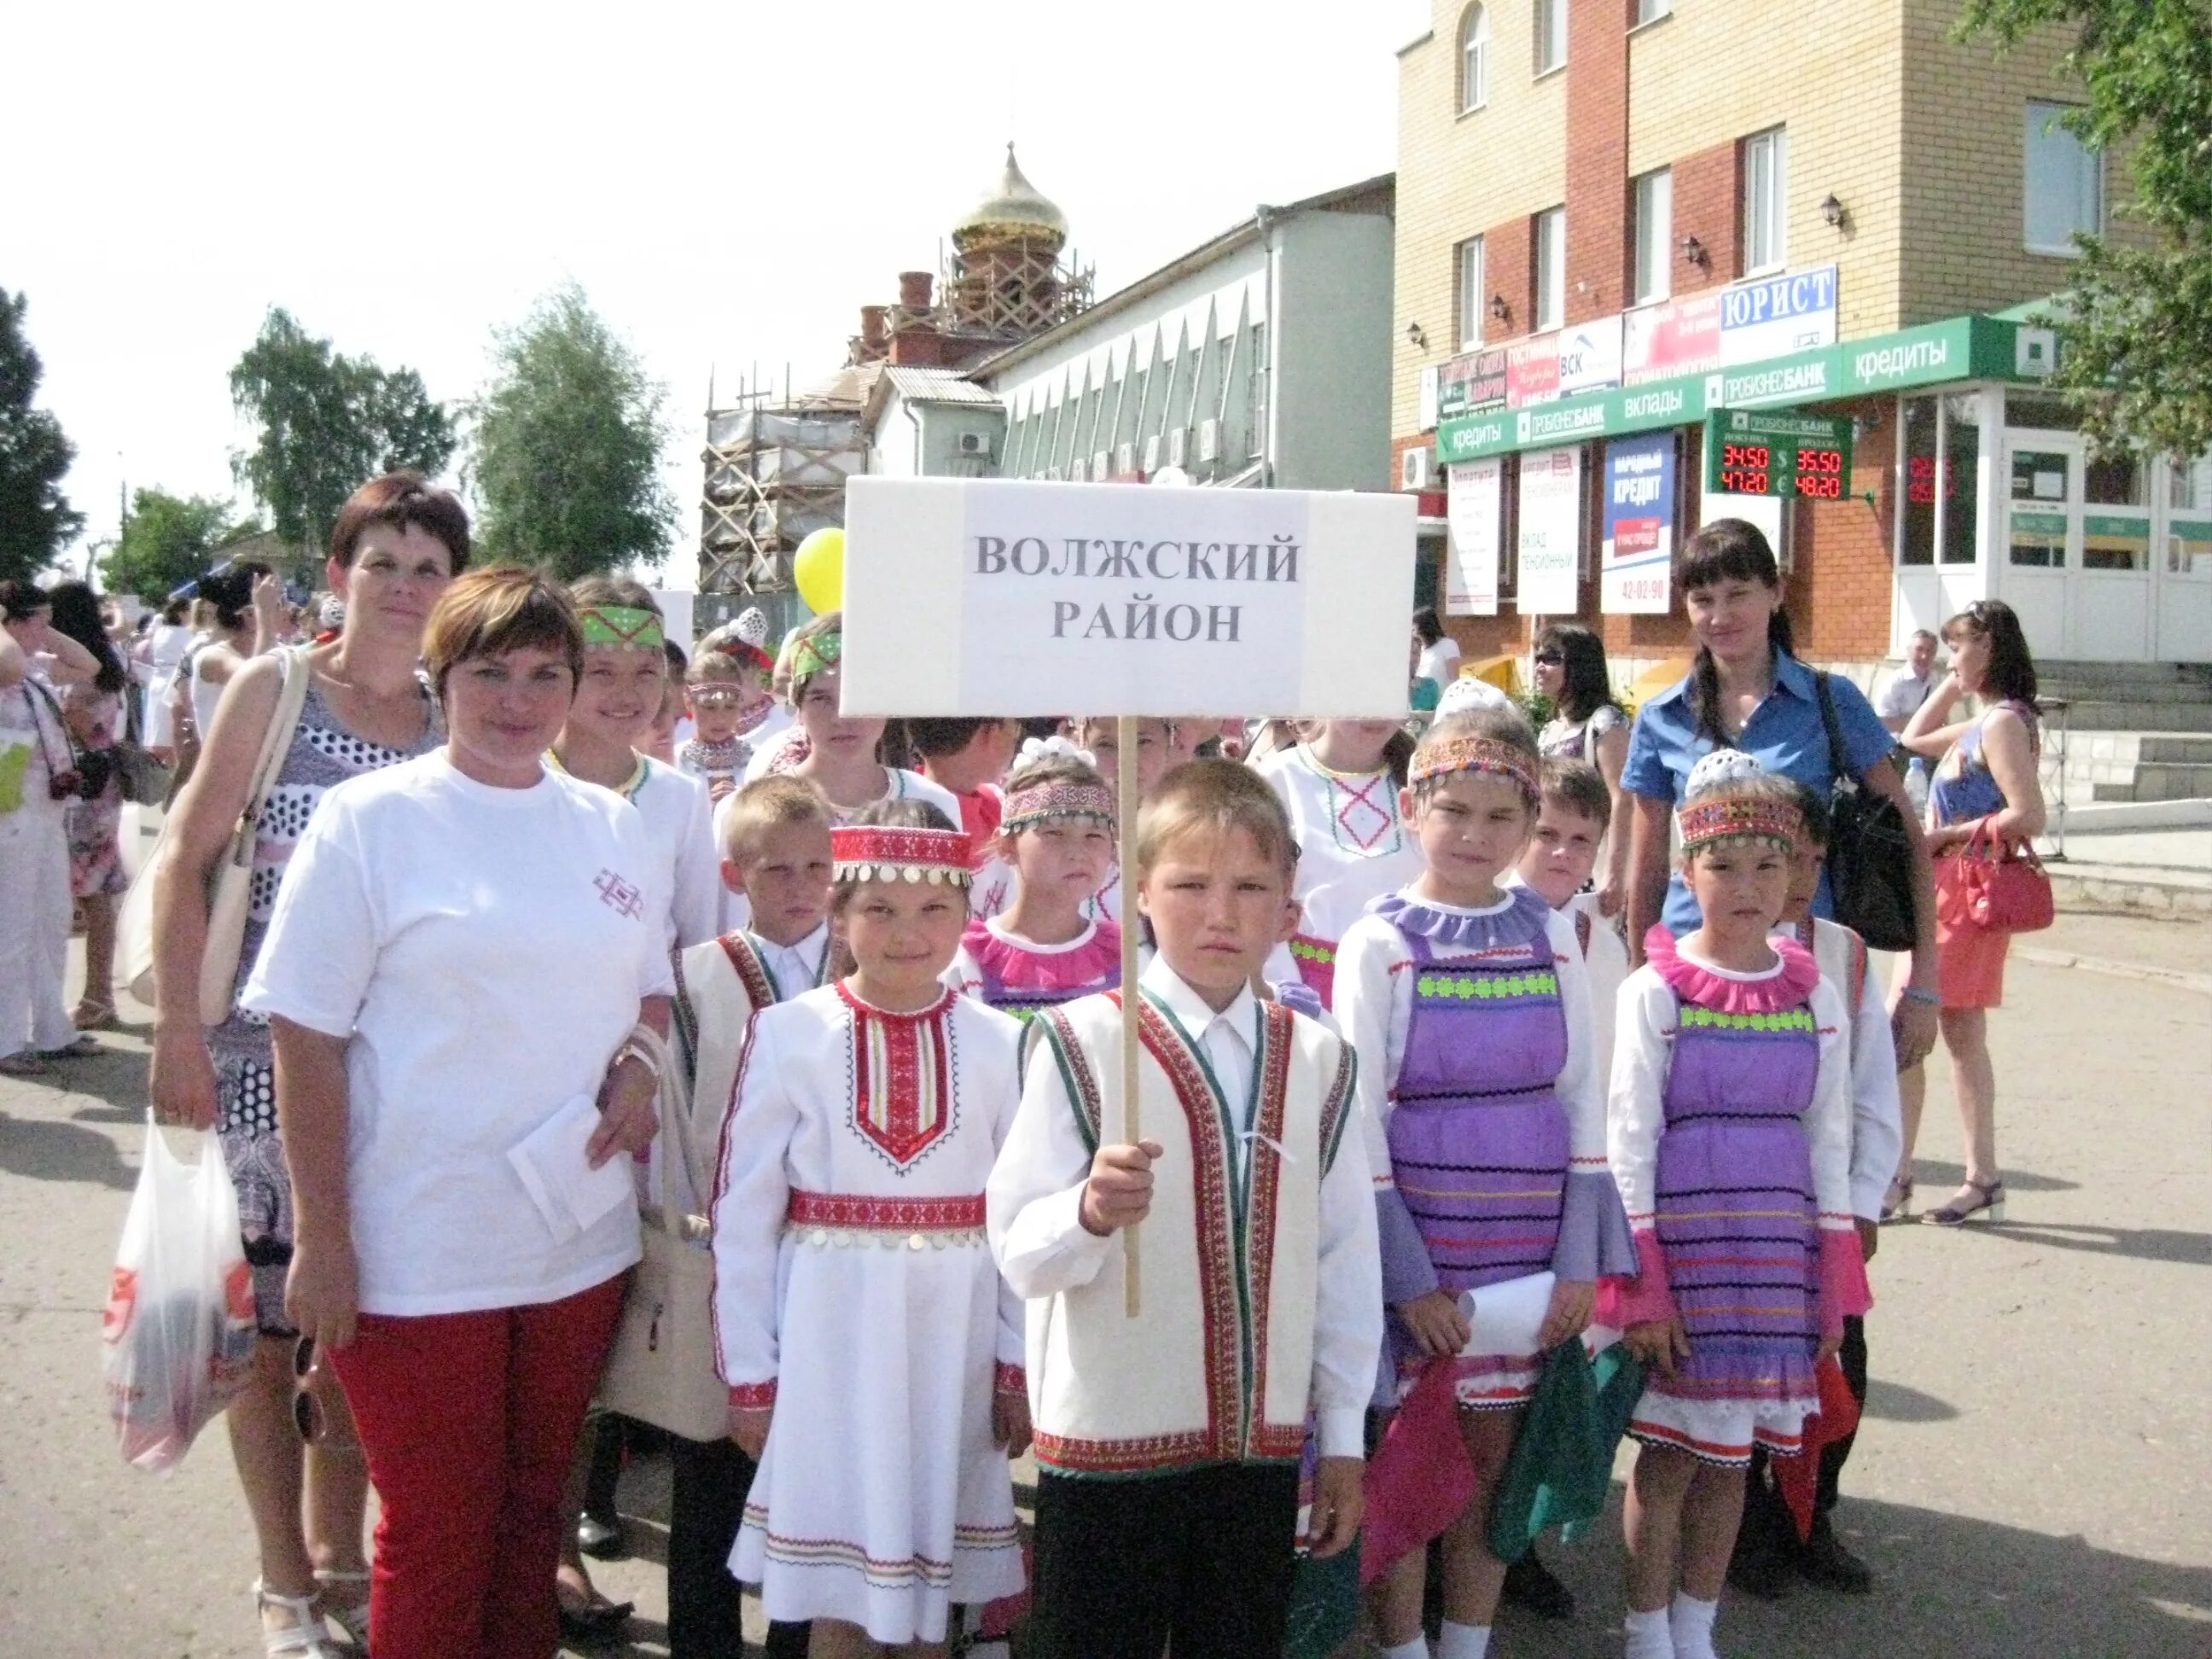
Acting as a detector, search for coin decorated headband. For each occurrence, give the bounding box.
[578,606,664,650]
[790,630,843,682]
[1407,733,1540,797]
[1676,793,1800,855]
[1002,779,1118,835]
[830,824,973,887]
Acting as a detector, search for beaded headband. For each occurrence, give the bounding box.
[1002,779,1118,835]
[1408,734,1540,796]
[830,824,973,887]
[790,630,842,682]
[1676,794,1799,855]
[578,606,664,650]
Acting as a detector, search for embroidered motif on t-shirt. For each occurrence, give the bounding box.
[595,869,644,920]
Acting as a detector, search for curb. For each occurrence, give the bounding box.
[2013,943,2212,997]
[2049,868,2212,919]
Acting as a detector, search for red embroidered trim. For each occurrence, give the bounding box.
[1241,1004,1293,1458]
[1032,1427,1217,1473]
[994,1361,1026,1394]
[786,1190,986,1231]
[728,1380,777,1410]
[842,987,956,1167]
[828,824,970,876]
[719,934,776,1013]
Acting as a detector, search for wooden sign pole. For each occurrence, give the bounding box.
[1117,714,1144,1318]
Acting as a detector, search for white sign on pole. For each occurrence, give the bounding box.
[1516,446,1583,614]
[1444,460,1502,616]
[839,477,1417,718]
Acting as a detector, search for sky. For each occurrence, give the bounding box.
[8,0,1423,590]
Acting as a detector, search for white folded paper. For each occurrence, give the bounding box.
[1456,1271,1557,1358]
[508,1094,635,1243]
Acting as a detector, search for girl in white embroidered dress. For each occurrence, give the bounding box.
[712,800,1028,1656]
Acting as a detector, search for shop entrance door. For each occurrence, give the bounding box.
[2001,435,2156,661]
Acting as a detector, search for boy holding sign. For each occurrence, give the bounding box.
[987,761,1383,1659]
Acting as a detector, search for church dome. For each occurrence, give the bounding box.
[952,144,1068,247]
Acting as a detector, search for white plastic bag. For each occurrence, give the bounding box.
[102,1112,258,1475]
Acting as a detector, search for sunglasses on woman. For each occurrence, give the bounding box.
[1532,650,1564,667]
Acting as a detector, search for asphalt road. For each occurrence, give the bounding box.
[2,911,2205,1657]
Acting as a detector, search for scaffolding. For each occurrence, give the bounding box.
[696,386,866,602]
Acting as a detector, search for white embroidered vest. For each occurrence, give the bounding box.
[1024,991,1357,1478]
[671,934,779,1220]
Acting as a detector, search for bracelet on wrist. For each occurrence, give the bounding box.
[613,1039,664,1082]
[1899,986,1941,1007]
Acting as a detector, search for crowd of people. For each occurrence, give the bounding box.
[1,468,2055,1659]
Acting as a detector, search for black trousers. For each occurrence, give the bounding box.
[1744,1314,1871,1539]
[1030,1464,1301,1659]
[666,1434,809,1659]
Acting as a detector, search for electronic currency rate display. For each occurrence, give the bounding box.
[1703,409,1854,501]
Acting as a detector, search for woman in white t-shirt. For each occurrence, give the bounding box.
[243,568,671,1659]
[1412,604,1461,696]
[1532,623,1631,916]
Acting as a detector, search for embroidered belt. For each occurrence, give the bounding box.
[785,1190,987,1249]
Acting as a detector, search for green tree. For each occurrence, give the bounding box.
[0,288,86,583]
[468,284,674,578]
[100,488,252,602]
[1959,0,2212,456]
[230,307,457,553]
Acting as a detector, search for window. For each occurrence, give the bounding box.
[1742,126,1788,274]
[1534,0,1566,74]
[1636,0,1671,21]
[1459,5,1489,111]
[2024,101,2103,253]
[1534,207,1565,332]
[1633,169,1672,304]
[1456,236,1487,348]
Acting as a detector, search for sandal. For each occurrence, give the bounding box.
[313,1568,370,1648]
[1879,1175,1915,1224]
[1922,1179,2005,1226]
[73,998,118,1031]
[0,1053,49,1078]
[556,1581,635,1639]
[253,1579,344,1657]
[40,1034,102,1059]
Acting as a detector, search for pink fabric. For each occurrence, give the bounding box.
[1359,1360,1471,1589]
[1592,1226,1677,1330]
[960,918,1123,993]
[1816,1227,1874,1337]
[1643,926,1820,1015]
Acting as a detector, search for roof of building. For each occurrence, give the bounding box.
[862,365,1007,434]
[969,172,1394,382]
[953,143,1068,243]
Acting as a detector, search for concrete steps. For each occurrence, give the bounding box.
[2039,661,2212,731]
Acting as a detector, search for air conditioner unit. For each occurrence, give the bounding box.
[1092,450,1112,480]
[1116,442,1138,475]
[1167,427,1190,469]
[957,432,988,456]
[1196,419,1221,463]
[1400,446,1436,491]
[1142,434,1163,472]
[1043,466,1062,482]
[1068,460,1087,482]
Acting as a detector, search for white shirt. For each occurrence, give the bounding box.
[620,757,722,951]
[241,752,675,1317]
[1566,892,1631,1087]
[1254,746,1425,984]
[1877,667,1936,723]
[986,955,1382,1458]
[1776,918,1905,1222]
[757,922,832,999]
[1417,637,1462,687]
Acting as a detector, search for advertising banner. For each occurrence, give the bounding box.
[1445,459,1504,615]
[1721,264,1839,365]
[1507,335,1561,408]
[1558,314,1625,395]
[841,477,1417,718]
[1622,293,1723,385]
[1438,348,1509,422]
[1601,434,1675,614]
[1516,446,1583,614]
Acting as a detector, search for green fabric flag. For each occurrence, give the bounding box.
[1487,1342,1648,1559]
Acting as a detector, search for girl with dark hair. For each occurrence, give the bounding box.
[181,560,281,743]
[1,583,102,1076]
[1412,606,1462,697]
[1620,520,1942,1071]
[1534,622,1631,914]
[1890,599,2046,1227]
[45,582,130,1028]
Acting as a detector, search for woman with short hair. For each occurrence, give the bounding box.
[1532,622,1631,915]
[150,471,469,1656]
[1892,599,2047,1227]
[245,566,670,1659]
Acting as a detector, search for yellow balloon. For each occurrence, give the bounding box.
[793,528,846,615]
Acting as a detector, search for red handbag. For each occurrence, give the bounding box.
[1953,821,2054,934]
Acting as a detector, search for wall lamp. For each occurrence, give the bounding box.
[1488,294,1511,323]
[1821,193,1847,229]
[1406,321,1429,350]
[1680,235,1709,271]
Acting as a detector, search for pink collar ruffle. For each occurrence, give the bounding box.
[963,918,1123,993]
[1644,925,1819,1015]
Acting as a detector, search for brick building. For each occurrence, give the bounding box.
[1393,0,2211,683]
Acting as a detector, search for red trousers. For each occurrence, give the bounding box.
[329,1275,626,1659]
